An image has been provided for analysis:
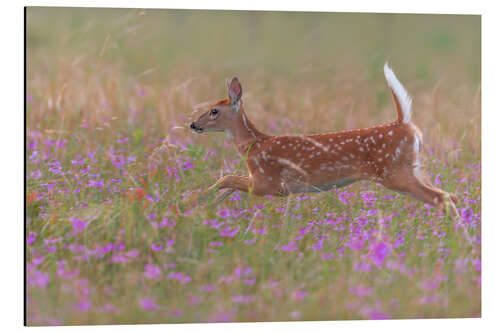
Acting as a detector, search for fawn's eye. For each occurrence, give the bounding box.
[210,109,219,116]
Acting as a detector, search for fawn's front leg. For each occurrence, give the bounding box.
[195,175,251,206]
[207,175,251,193]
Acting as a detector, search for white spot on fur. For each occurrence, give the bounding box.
[261,151,268,161]
[277,158,308,177]
[413,132,421,154]
[253,157,265,174]
[241,112,257,139]
[302,137,329,152]
[392,147,401,161]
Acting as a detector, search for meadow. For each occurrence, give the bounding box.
[26,8,481,325]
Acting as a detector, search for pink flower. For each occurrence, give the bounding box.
[349,285,373,297]
[140,297,161,311]
[232,295,254,303]
[220,226,240,237]
[151,242,163,252]
[369,241,391,268]
[362,308,390,320]
[143,264,161,280]
[292,290,307,301]
[167,272,192,284]
[27,270,50,287]
[70,217,88,234]
[281,241,297,252]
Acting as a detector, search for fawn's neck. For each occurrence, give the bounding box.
[226,109,269,155]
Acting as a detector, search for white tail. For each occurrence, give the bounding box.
[189,68,458,215]
[384,62,413,123]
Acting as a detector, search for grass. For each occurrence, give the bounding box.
[26,7,480,325]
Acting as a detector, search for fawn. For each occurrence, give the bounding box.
[190,63,458,215]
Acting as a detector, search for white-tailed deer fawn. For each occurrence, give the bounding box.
[190,63,458,215]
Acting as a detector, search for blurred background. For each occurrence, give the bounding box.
[27,8,480,81]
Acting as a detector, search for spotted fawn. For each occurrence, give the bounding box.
[190,63,458,215]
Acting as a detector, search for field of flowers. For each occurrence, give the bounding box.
[26,8,481,325]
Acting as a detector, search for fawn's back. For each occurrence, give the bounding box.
[246,120,420,194]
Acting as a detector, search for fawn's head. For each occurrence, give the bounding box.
[190,77,243,134]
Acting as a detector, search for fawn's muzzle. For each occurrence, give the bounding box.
[190,122,203,133]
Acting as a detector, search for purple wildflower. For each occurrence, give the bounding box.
[232,295,254,304]
[200,285,217,292]
[30,170,42,179]
[28,270,50,287]
[362,308,390,320]
[321,252,335,261]
[434,173,442,185]
[220,226,240,237]
[217,209,231,219]
[369,241,391,268]
[151,242,163,252]
[292,290,307,301]
[75,299,91,312]
[167,272,192,284]
[70,218,89,234]
[349,285,373,297]
[143,264,161,280]
[100,304,117,313]
[361,191,377,207]
[27,232,37,245]
[140,297,161,311]
[243,277,256,285]
[56,261,79,279]
[311,237,324,251]
[244,238,256,245]
[281,241,298,252]
[338,191,355,205]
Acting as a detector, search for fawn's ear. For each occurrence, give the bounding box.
[227,77,242,111]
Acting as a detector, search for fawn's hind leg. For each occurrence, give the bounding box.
[381,168,458,217]
[416,167,459,206]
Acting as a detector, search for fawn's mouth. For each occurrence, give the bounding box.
[190,122,204,133]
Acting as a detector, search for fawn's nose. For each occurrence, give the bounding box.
[190,122,196,130]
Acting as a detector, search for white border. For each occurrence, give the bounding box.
[3,0,499,332]
[18,0,484,14]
